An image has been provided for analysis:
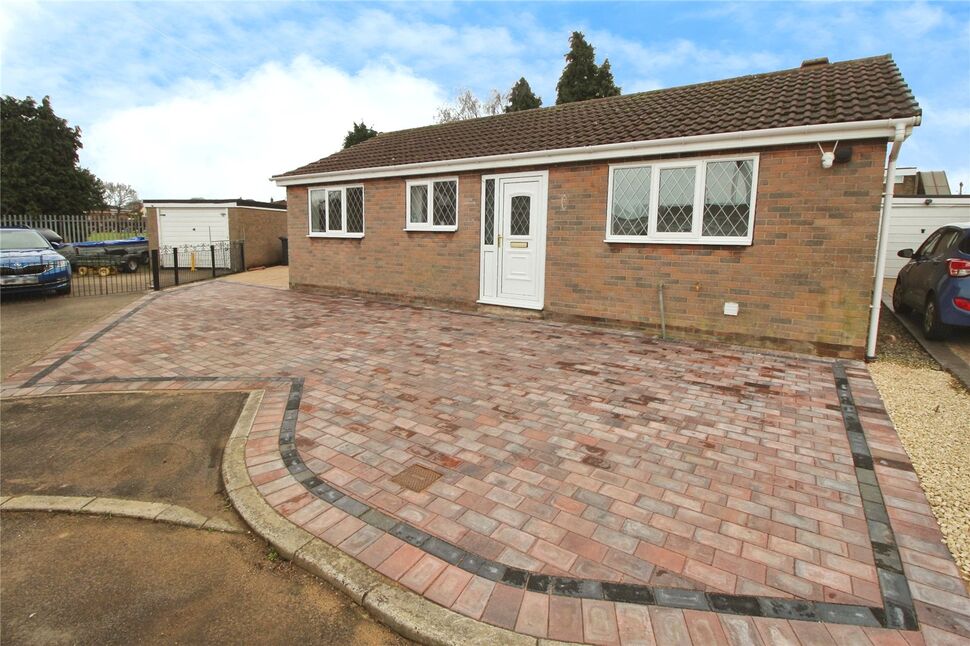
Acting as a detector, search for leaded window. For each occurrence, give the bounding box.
[308,185,364,237]
[607,156,757,244]
[405,178,459,231]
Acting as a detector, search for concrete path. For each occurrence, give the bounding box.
[4,281,969,644]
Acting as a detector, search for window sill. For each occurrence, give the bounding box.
[605,236,752,246]
[307,232,365,239]
[404,226,458,233]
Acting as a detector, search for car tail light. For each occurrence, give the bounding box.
[948,259,970,277]
[954,297,970,312]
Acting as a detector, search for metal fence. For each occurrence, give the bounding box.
[156,241,245,287]
[1,241,246,299]
[1,213,146,243]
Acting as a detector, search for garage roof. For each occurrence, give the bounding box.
[144,199,286,210]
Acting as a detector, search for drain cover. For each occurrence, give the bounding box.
[391,464,443,492]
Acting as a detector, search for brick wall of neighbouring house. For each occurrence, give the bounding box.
[228,207,287,268]
[145,207,160,250]
[287,141,887,357]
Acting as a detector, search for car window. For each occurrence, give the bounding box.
[0,229,51,250]
[959,231,970,255]
[936,230,961,254]
[916,231,942,257]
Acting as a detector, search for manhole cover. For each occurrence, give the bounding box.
[390,464,442,492]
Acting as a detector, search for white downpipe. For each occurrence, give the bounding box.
[865,123,910,360]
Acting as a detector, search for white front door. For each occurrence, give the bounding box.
[479,172,547,310]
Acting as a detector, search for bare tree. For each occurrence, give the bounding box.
[102,182,139,216]
[435,89,506,123]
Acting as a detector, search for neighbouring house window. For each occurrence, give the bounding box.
[308,185,364,237]
[607,156,758,245]
[405,178,458,231]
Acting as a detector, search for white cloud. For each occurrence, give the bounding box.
[83,56,444,200]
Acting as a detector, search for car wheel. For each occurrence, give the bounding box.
[124,257,139,273]
[892,281,911,315]
[139,251,150,265]
[922,294,948,341]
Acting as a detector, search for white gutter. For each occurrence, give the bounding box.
[866,121,914,360]
[272,117,920,186]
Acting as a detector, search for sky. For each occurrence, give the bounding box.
[1,1,968,201]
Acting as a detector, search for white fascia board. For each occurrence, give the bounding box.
[272,117,920,187]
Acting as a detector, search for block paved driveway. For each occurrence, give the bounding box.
[5,281,969,645]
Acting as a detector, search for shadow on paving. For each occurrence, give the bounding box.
[0,513,411,646]
[1,392,248,520]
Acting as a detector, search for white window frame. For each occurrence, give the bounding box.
[404,177,459,232]
[307,185,365,238]
[605,154,759,245]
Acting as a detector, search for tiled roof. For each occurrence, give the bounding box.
[279,55,920,178]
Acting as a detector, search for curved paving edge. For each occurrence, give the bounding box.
[222,391,544,646]
[0,494,241,533]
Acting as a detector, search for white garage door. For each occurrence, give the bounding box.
[158,208,231,268]
[883,199,970,278]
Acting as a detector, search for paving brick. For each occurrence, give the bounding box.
[648,607,692,645]
[480,583,524,630]
[548,595,585,643]
[684,609,731,645]
[582,598,620,645]
[514,590,549,638]
[615,602,656,646]
[451,576,494,620]
[425,565,474,608]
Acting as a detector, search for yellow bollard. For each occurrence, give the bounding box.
[190,251,196,272]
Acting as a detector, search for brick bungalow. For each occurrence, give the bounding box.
[272,55,921,358]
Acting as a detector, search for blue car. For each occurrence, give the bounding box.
[0,227,72,296]
[893,222,970,340]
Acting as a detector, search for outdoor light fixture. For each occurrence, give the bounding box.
[818,141,839,169]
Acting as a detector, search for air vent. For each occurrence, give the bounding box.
[801,57,830,67]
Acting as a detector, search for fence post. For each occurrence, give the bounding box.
[210,245,217,278]
[238,241,246,274]
[172,247,180,286]
[151,249,161,291]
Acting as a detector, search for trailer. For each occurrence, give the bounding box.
[57,236,150,275]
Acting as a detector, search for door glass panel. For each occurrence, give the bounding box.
[409,184,428,224]
[657,167,695,233]
[484,179,495,245]
[327,190,343,231]
[611,166,651,236]
[510,195,530,236]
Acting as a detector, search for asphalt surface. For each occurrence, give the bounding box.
[0,289,413,645]
[1,391,248,521]
[1,513,408,646]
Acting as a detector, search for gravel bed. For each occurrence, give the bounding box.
[869,307,970,584]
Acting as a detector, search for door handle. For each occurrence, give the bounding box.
[497,234,503,246]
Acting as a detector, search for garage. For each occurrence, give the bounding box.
[883,196,970,278]
[158,208,230,268]
[144,199,287,270]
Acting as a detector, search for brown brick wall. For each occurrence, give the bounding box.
[287,141,887,357]
[229,207,287,268]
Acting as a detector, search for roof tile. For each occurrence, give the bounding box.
[279,55,919,178]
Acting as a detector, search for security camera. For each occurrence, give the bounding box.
[821,151,835,169]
